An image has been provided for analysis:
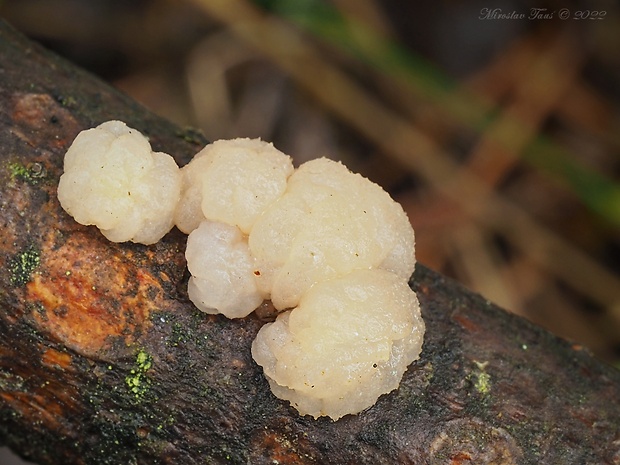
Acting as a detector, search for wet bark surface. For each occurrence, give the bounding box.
[1,19,619,465]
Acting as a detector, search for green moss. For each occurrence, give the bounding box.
[8,161,46,186]
[125,349,153,400]
[9,162,29,180]
[9,246,40,287]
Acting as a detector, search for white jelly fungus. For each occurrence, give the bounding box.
[251,268,425,420]
[174,138,294,234]
[185,220,263,318]
[58,122,425,421]
[57,120,181,244]
[249,157,415,310]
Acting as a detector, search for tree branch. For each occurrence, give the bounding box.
[1,19,619,465]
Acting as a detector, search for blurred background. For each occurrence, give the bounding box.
[0,0,619,461]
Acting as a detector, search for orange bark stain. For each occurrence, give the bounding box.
[26,235,163,359]
[256,430,317,465]
[29,273,126,357]
[41,347,73,370]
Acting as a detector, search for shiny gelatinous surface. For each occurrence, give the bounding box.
[251,269,424,419]
[186,220,263,318]
[174,138,293,234]
[57,120,181,244]
[249,158,415,310]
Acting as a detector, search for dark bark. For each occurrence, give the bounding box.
[1,19,619,465]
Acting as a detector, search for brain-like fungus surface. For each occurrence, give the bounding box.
[174,138,293,234]
[58,123,425,420]
[249,157,415,310]
[57,120,181,245]
[185,220,263,318]
[251,268,424,419]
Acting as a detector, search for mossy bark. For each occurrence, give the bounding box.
[1,19,619,465]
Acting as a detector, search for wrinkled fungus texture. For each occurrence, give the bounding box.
[249,158,415,310]
[57,120,181,244]
[186,220,263,318]
[58,124,425,420]
[174,138,294,234]
[251,269,425,420]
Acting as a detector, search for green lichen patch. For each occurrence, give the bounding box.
[86,366,180,463]
[8,161,47,186]
[9,246,40,287]
[469,360,492,396]
[8,162,29,180]
[125,349,153,400]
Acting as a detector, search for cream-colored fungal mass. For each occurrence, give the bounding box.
[249,158,415,310]
[59,123,425,421]
[251,269,425,420]
[57,120,181,244]
[174,138,294,234]
[185,220,263,318]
